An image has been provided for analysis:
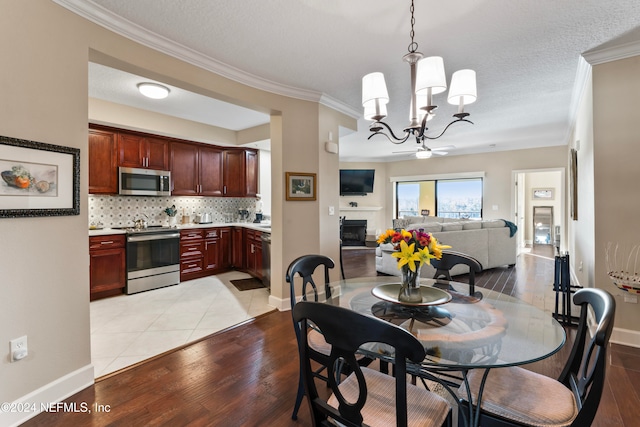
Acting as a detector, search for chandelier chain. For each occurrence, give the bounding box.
[408,0,418,53]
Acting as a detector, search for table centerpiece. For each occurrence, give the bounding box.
[376,228,451,303]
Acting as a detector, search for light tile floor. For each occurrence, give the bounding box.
[90,270,274,378]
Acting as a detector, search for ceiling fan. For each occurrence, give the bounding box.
[392,142,454,159]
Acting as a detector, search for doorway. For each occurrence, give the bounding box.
[533,206,553,245]
[513,168,564,251]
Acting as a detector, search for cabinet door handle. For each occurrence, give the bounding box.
[223,185,227,195]
[100,241,114,245]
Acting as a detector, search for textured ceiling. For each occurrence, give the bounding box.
[59,0,640,161]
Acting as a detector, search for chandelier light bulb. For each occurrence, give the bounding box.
[137,82,170,99]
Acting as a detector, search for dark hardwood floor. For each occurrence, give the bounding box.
[23,245,640,426]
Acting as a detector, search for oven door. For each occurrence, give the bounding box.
[126,232,180,294]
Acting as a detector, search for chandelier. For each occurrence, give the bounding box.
[362,0,477,145]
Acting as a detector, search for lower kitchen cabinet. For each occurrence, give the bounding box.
[180,229,205,281]
[204,228,220,272]
[245,229,263,280]
[231,227,244,269]
[89,234,126,300]
[180,227,234,280]
[218,227,232,270]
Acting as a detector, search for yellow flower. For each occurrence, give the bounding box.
[376,229,396,244]
[429,238,451,259]
[415,246,435,266]
[391,240,421,271]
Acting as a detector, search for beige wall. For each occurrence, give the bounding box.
[0,0,94,410]
[593,56,640,334]
[338,162,388,235]
[0,0,355,419]
[383,146,568,227]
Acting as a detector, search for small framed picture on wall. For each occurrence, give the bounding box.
[532,188,554,200]
[285,172,316,201]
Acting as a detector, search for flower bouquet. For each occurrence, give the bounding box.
[377,228,451,302]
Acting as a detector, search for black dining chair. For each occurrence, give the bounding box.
[457,287,615,427]
[430,250,483,298]
[293,301,452,427]
[286,254,337,420]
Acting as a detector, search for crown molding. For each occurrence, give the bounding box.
[563,56,592,145]
[583,39,640,65]
[53,0,360,119]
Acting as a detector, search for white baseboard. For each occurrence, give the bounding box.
[610,327,640,348]
[268,294,289,311]
[1,364,94,427]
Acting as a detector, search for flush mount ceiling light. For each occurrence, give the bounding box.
[362,0,477,145]
[137,82,170,99]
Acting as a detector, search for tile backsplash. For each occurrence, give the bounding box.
[89,195,265,228]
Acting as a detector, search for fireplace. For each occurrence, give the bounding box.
[341,219,367,246]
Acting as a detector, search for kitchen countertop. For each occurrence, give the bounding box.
[89,222,271,236]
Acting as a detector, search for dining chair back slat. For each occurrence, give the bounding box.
[293,301,452,427]
[286,254,335,420]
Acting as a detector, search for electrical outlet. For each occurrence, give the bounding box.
[624,294,638,304]
[10,335,28,362]
[328,206,335,216]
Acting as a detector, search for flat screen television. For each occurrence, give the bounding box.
[340,169,375,196]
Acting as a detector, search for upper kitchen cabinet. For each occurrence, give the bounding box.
[118,132,169,171]
[223,149,259,197]
[89,127,118,194]
[170,141,223,196]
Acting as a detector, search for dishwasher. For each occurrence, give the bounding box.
[261,233,271,290]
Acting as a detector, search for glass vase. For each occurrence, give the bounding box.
[398,262,423,303]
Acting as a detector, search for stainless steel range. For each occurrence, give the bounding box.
[123,226,180,294]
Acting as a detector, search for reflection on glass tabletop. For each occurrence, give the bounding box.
[371,283,452,306]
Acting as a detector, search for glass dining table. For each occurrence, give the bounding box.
[324,276,567,427]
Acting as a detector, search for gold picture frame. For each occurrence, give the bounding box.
[286,172,316,201]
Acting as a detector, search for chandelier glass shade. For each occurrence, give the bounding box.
[363,0,477,145]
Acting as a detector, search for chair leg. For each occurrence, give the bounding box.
[291,374,305,420]
[339,240,346,280]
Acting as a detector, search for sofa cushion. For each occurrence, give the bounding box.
[441,222,464,231]
[462,221,482,230]
[409,223,442,232]
[481,219,506,229]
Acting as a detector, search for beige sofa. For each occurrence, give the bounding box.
[375,217,518,278]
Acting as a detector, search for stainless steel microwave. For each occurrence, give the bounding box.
[119,167,171,196]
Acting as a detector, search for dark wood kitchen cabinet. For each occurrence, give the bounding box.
[89,234,126,300]
[88,128,118,194]
[203,228,220,272]
[223,149,259,197]
[245,229,263,280]
[118,132,169,170]
[171,142,223,196]
[218,227,232,270]
[231,227,245,269]
[180,229,205,281]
